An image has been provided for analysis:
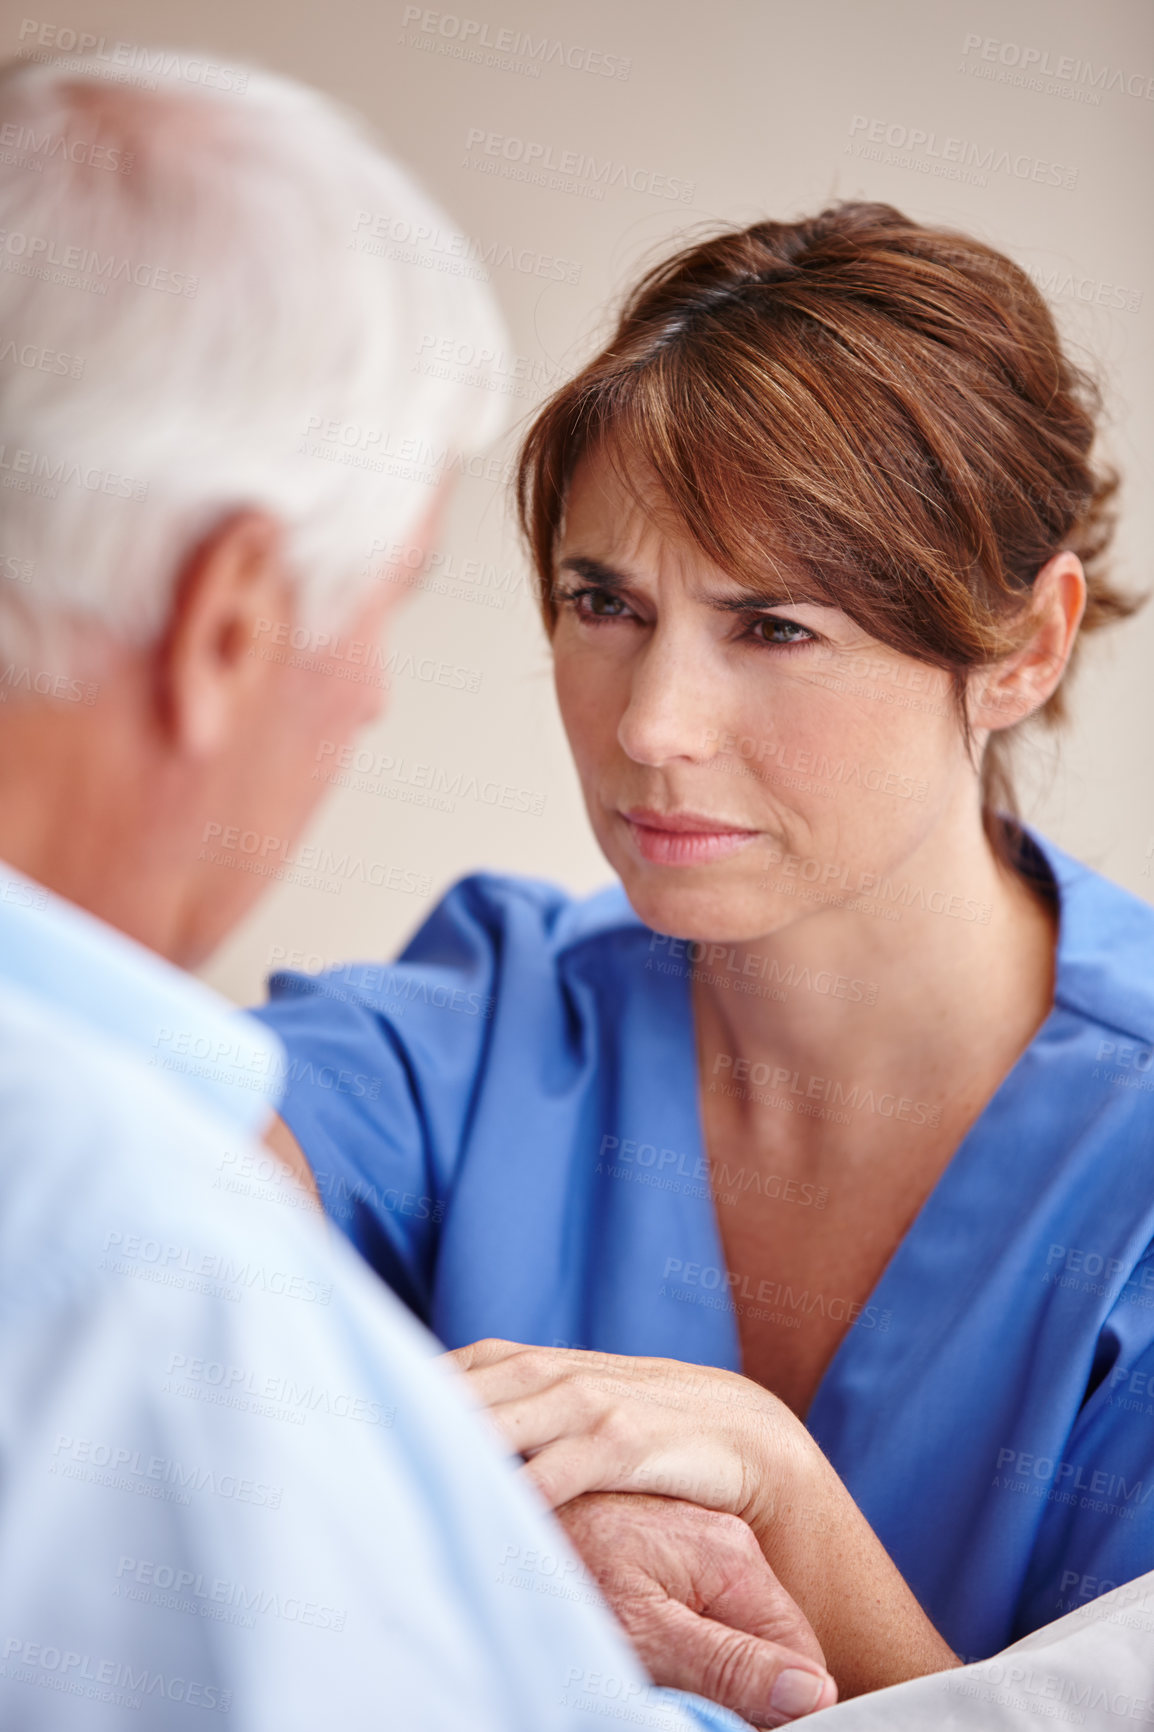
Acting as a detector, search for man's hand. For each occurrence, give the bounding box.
[557,1493,837,1728]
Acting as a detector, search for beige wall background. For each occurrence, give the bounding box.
[11,0,1151,1005]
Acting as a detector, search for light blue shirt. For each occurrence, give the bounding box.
[0,864,743,1731]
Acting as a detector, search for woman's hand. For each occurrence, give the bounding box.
[449,1337,803,1532]
[450,1339,961,1699]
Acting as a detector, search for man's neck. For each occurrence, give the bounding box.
[0,695,187,962]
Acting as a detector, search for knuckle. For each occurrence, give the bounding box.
[569,1376,607,1418]
[516,1345,554,1376]
[591,1404,637,1452]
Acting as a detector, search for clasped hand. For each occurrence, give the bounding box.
[450,1338,802,1532]
[450,1341,837,1724]
[450,1339,960,1704]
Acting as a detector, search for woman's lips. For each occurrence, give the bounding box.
[619,808,760,867]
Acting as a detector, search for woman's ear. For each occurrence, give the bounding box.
[969,552,1087,734]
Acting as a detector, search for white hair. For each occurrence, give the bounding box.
[0,52,509,667]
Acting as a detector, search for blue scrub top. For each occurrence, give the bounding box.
[253,828,1154,1663]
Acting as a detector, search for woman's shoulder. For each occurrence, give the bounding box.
[1035,830,1154,1048]
[252,872,665,1209]
[261,870,648,1024]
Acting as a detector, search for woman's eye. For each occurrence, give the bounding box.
[748,615,812,646]
[560,586,631,620]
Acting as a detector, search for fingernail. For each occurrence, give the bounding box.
[770,1668,826,1719]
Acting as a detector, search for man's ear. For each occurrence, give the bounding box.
[156,509,290,758]
[969,551,1087,733]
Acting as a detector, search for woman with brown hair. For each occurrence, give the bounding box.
[256,202,1154,1698]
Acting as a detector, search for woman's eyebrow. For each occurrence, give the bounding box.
[707,589,821,614]
[555,555,631,589]
[557,555,821,613]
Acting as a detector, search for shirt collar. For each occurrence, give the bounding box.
[1025,825,1154,1044]
[0,860,284,1136]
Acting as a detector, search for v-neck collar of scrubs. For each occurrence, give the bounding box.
[592,824,1143,1430]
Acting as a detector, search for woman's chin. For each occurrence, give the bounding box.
[615,864,795,947]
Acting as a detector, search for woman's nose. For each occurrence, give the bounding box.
[616,634,727,767]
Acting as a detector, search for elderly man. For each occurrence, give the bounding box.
[0,50,838,1732]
